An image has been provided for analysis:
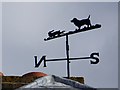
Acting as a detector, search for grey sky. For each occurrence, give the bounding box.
[0,2,2,72]
[2,2,118,88]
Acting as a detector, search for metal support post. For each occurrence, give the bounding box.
[66,34,70,78]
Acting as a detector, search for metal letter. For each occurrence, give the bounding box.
[34,56,46,68]
[90,53,99,64]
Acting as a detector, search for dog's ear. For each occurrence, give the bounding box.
[71,18,77,22]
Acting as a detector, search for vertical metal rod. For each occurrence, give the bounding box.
[66,34,70,78]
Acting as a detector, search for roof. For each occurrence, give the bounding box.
[16,75,97,90]
[0,72,4,76]
[22,72,47,78]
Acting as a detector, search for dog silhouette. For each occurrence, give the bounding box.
[71,15,92,30]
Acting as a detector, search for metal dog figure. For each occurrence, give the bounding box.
[71,15,92,30]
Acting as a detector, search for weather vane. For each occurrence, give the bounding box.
[34,15,101,78]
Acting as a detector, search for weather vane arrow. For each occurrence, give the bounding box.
[34,15,101,78]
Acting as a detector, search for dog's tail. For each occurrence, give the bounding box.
[87,15,90,19]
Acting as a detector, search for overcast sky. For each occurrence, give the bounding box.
[2,2,118,88]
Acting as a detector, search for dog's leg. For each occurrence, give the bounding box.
[79,26,81,30]
[89,21,92,27]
